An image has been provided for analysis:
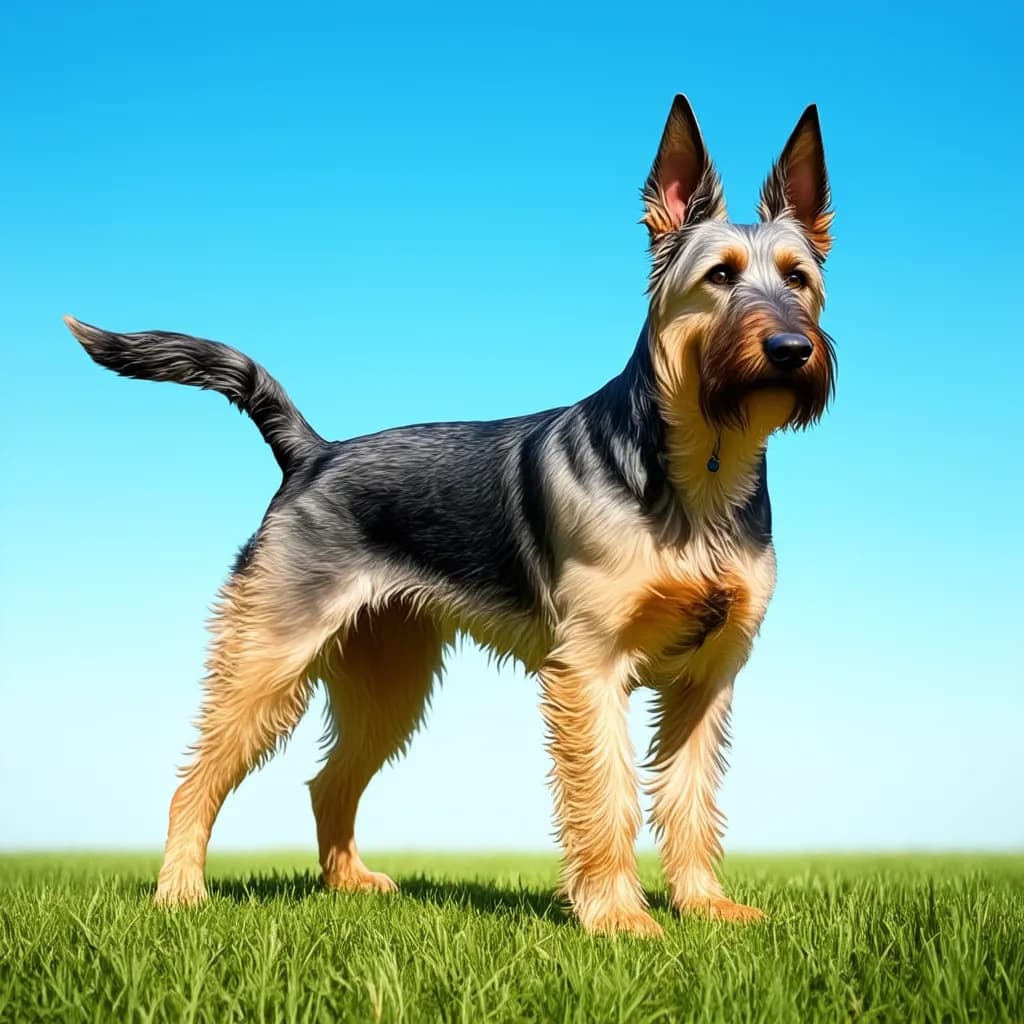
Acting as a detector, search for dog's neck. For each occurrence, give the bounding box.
[579,320,775,540]
[645,317,779,528]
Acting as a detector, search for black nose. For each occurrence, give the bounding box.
[763,333,813,371]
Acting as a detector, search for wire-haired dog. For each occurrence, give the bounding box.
[66,95,834,936]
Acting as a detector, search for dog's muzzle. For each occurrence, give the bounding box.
[763,333,813,371]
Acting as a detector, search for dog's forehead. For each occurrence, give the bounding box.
[692,218,811,256]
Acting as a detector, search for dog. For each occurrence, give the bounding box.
[66,95,835,936]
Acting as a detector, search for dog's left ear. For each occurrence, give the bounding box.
[758,105,833,261]
[642,95,727,237]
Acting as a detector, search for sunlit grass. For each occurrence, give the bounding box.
[1,852,1021,1022]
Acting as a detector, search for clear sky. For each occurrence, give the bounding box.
[1,1,1022,853]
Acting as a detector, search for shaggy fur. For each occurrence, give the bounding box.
[66,94,835,936]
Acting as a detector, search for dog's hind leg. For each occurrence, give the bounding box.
[155,572,324,907]
[646,679,764,922]
[309,600,444,893]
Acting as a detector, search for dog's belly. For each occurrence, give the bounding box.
[451,604,553,675]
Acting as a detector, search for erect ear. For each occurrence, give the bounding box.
[758,105,833,261]
[641,95,726,237]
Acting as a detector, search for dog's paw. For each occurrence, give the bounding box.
[357,870,399,894]
[582,907,665,938]
[154,875,208,908]
[323,868,398,895]
[680,897,765,923]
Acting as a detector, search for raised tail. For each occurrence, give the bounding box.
[64,315,326,473]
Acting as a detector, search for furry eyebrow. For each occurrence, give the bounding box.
[717,246,749,271]
[773,248,815,274]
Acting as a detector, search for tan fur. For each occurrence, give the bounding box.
[718,246,749,273]
[539,642,660,936]
[642,202,680,239]
[647,681,764,921]
[804,211,834,262]
[774,248,808,275]
[653,316,783,523]
[310,601,443,893]
[156,567,325,905]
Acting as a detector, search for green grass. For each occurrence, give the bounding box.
[1,853,1022,1022]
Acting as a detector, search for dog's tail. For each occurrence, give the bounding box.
[64,315,325,474]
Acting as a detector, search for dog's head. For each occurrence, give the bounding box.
[643,96,836,435]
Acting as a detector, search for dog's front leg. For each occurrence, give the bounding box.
[539,644,662,937]
[646,678,764,921]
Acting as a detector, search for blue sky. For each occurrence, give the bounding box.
[1,1,1021,853]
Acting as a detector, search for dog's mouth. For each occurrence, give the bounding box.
[729,370,812,408]
[740,376,802,395]
[702,370,829,433]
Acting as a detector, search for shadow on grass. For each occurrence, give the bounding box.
[207,871,323,902]
[134,871,572,924]
[395,874,568,923]
[136,872,686,928]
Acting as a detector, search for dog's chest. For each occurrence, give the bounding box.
[621,538,777,686]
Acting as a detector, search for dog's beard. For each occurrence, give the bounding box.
[698,316,835,433]
[702,374,831,433]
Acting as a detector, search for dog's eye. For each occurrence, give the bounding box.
[706,265,736,286]
[784,269,808,289]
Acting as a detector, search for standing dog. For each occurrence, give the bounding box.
[67,95,834,936]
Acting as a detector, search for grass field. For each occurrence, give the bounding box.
[0,852,1021,1023]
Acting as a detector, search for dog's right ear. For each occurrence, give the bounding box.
[642,95,726,237]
